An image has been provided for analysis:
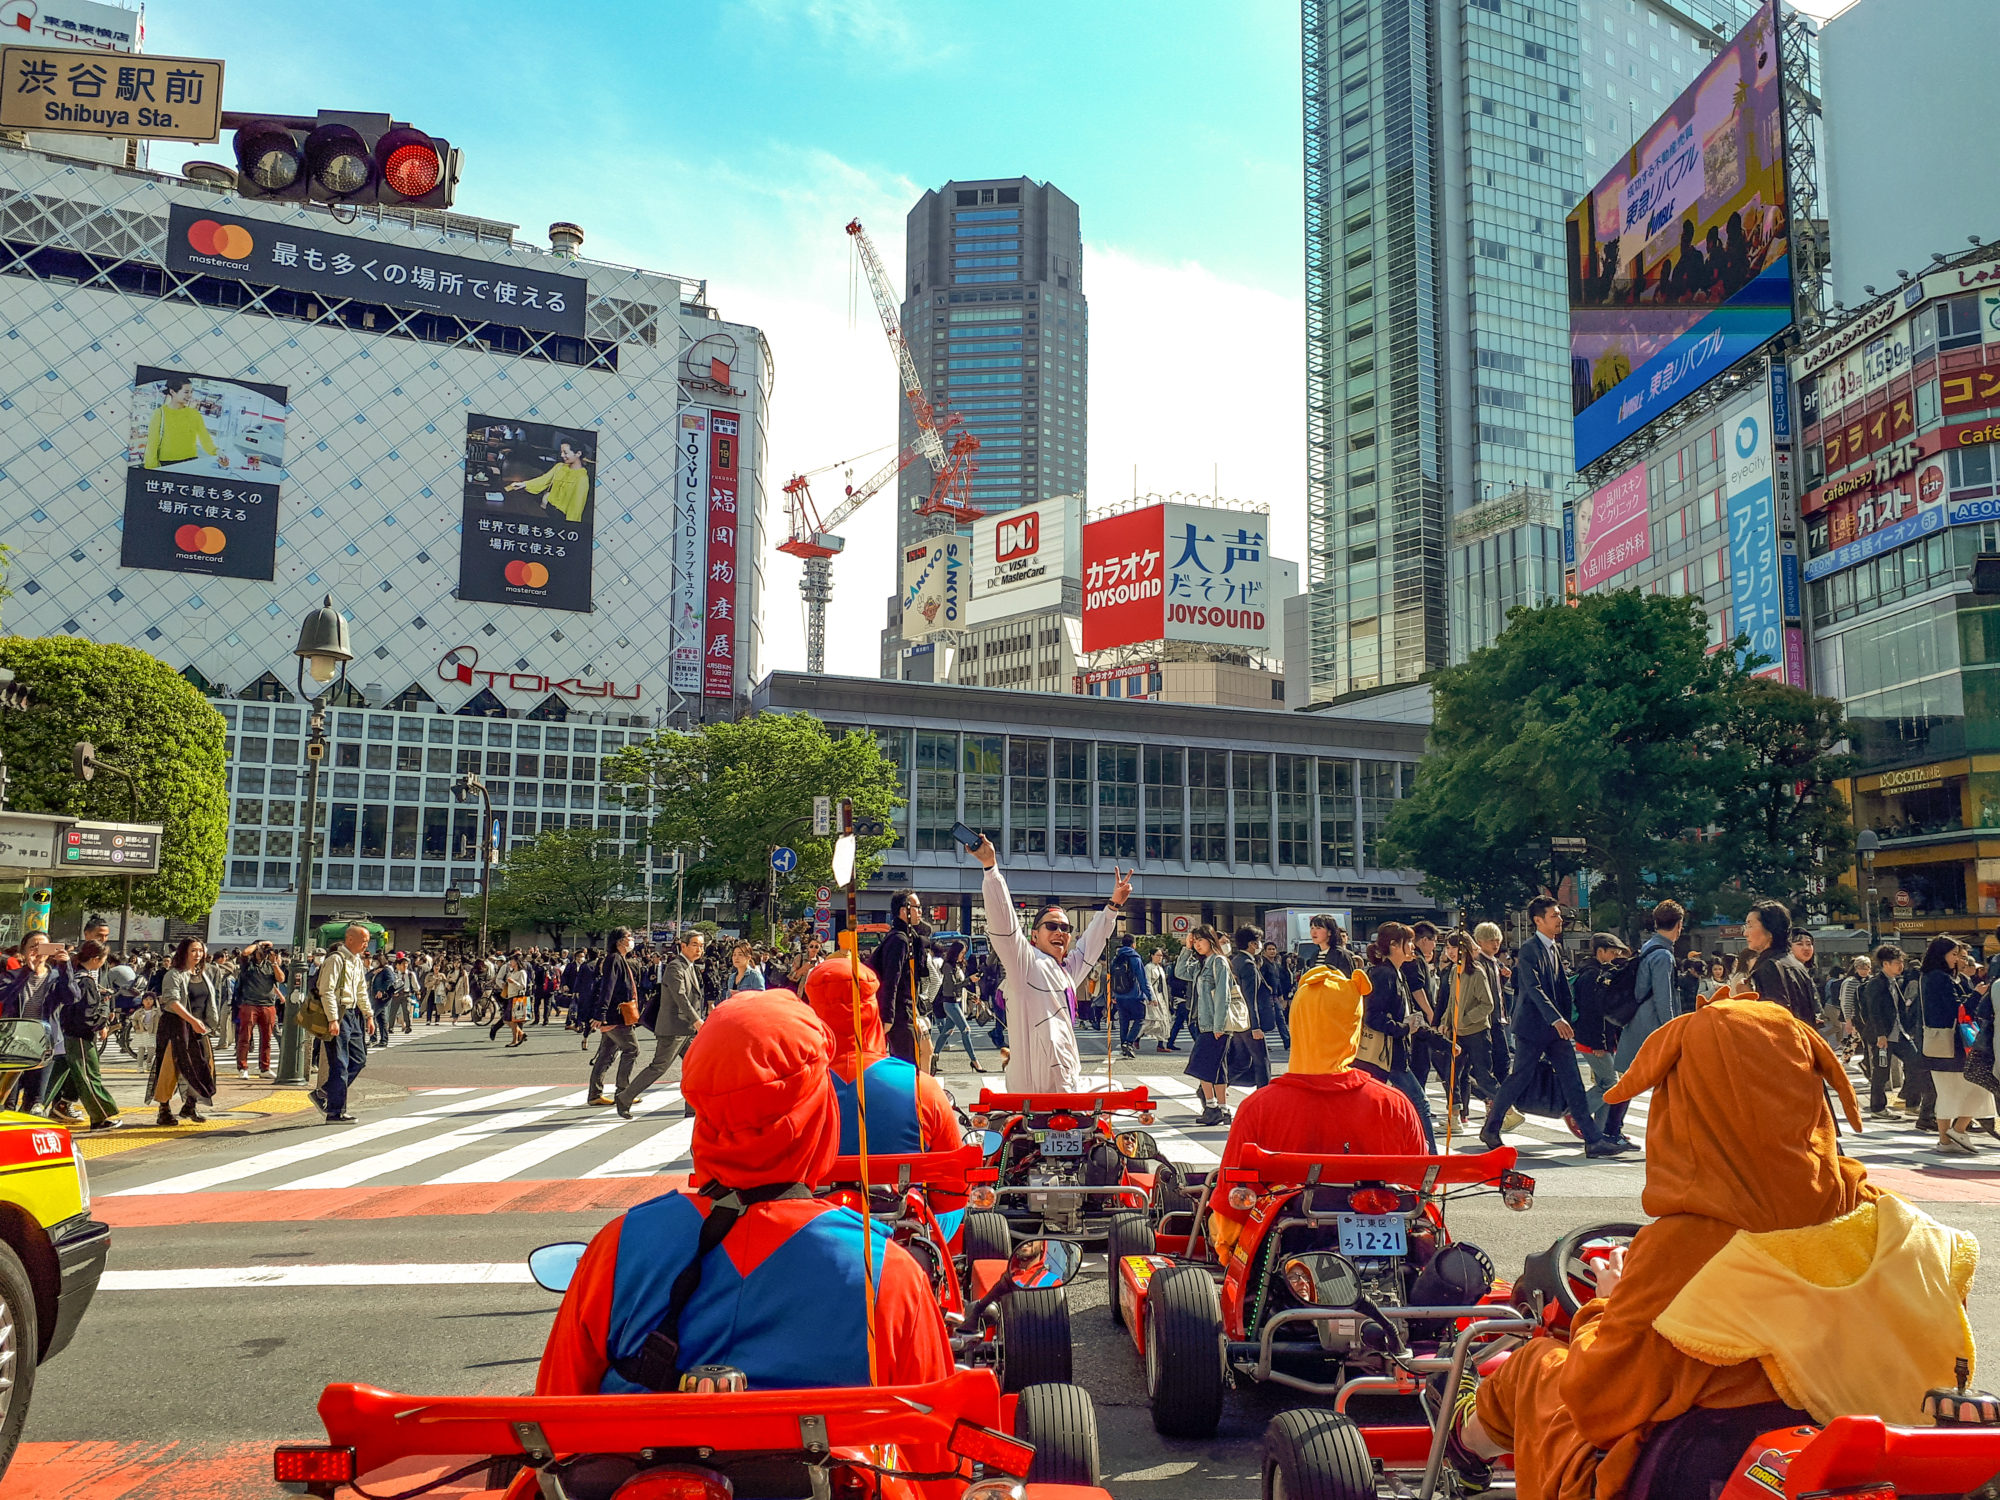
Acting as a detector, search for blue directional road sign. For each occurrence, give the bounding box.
[770,846,799,875]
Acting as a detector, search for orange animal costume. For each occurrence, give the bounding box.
[1473,997,1976,1500]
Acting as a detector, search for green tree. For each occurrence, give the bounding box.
[485,826,644,947]
[607,713,903,926]
[0,636,227,919]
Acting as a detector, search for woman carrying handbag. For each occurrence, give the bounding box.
[1923,936,1989,1154]
[1176,926,1237,1126]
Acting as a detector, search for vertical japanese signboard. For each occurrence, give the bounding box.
[1724,392,1783,678]
[1080,506,1168,652]
[671,408,709,694]
[1160,502,1271,649]
[703,410,740,699]
[460,417,595,613]
[1573,462,1652,592]
[901,537,965,642]
[122,366,286,580]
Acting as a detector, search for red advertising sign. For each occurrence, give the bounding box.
[1080,506,1167,652]
[1575,461,1651,591]
[703,410,739,698]
[1942,368,2000,420]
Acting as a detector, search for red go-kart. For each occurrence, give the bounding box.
[1252,1221,2000,1499]
[967,1085,1162,1248]
[815,1144,1072,1393]
[1117,1143,1534,1440]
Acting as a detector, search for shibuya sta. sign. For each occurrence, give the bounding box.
[438,648,640,700]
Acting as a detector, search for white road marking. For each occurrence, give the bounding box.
[101,1263,537,1291]
[276,1097,585,1191]
[582,1099,695,1179]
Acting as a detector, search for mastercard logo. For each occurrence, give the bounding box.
[186,218,254,260]
[174,524,226,555]
[504,560,549,588]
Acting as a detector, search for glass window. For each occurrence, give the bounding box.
[1233,753,1272,866]
[914,732,958,853]
[367,716,394,742]
[1189,749,1229,863]
[1359,761,1400,869]
[1144,746,1184,862]
[398,718,424,743]
[572,730,597,752]
[390,867,415,893]
[544,727,569,751]
[871,728,912,848]
[1054,740,1090,858]
[427,747,454,773]
[329,804,358,858]
[517,726,542,749]
[1009,737,1049,855]
[488,724,513,748]
[391,807,419,860]
[457,722,484,744]
[358,864,385,891]
[516,754,540,778]
[964,735,1003,839]
[1276,755,1313,866]
[1097,743,1138,860]
[428,719,455,744]
[360,805,388,860]
[422,806,449,860]
[396,744,422,772]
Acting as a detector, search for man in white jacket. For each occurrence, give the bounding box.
[971,836,1131,1094]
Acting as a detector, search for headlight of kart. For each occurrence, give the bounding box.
[1227,1184,1257,1211]
[969,1185,997,1210]
[1282,1257,1318,1304]
[967,1112,988,1129]
[963,1479,1025,1500]
[1501,1169,1536,1212]
[1136,1110,1155,1125]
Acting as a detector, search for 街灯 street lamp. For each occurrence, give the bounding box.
[452,771,494,958]
[278,594,353,1086]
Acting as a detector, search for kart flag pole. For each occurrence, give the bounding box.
[834,800,880,1385]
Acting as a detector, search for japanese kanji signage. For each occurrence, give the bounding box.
[1724,400,1784,678]
[703,410,740,698]
[459,416,596,614]
[165,203,587,339]
[900,536,964,645]
[670,409,709,694]
[1080,501,1271,653]
[120,366,285,581]
[0,45,221,141]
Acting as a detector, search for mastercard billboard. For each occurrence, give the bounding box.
[119,365,286,581]
[458,415,597,614]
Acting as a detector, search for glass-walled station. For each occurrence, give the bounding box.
[755,672,1438,938]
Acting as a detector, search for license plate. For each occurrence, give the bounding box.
[1336,1213,1406,1257]
[1041,1130,1084,1157]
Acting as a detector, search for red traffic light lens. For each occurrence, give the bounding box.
[381,141,441,199]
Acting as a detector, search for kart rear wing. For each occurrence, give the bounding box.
[974,1085,1155,1116]
[312,1368,1012,1483]
[1787,1414,2000,1496]
[817,1142,995,1192]
[1225,1145,1518,1190]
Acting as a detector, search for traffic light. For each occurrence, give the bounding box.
[228,111,460,209]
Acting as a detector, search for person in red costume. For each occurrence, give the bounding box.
[1206,963,1426,1258]
[803,952,964,1156]
[536,990,954,1394]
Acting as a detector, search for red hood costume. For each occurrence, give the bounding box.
[1474,995,1975,1500]
[536,992,953,1395]
[803,954,962,1157]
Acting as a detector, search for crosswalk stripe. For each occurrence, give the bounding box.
[1146,1122,1219,1165]
[102,1262,535,1291]
[584,1106,695,1179]
[423,1092,684,1185]
[276,1101,582,1191]
[107,1113,439,1196]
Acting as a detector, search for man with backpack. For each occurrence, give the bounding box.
[1618,901,1685,1072]
[1109,932,1150,1059]
[1573,931,1635,1146]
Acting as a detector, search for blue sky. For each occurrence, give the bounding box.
[148,0,1314,673]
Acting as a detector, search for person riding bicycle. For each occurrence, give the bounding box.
[1445,994,1978,1500]
[535,992,953,1394]
[1205,963,1426,1259]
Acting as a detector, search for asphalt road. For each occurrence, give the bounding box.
[18,1018,2000,1500]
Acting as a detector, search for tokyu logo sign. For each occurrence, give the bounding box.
[438,647,639,701]
[996,513,1039,561]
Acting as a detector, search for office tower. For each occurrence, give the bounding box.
[1301,0,1758,704]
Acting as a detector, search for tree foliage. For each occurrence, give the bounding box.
[485,826,645,947]
[0,636,227,919]
[607,713,904,918]
[1382,592,1853,933]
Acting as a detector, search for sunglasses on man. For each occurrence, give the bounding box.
[1038,919,1072,934]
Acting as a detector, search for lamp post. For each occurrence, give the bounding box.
[1857,828,1880,943]
[452,771,494,958]
[278,595,354,1086]
[71,741,141,948]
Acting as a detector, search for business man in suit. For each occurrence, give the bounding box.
[1479,896,1636,1158]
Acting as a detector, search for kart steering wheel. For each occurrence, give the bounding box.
[1548,1222,1642,1318]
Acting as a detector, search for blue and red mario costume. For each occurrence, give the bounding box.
[535,990,954,1394]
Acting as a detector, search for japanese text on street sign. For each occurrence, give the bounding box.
[0,45,222,142]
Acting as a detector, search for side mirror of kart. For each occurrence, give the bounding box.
[528,1241,587,1294]
[1114,1129,1160,1161]
[981,1129,1004,1157]
[1006,1237,1082,1291]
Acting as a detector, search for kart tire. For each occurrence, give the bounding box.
[1146,1266,1226,1439]
[962,1209,1012,1266]
[1261,1408,1374,1500]
[1106,1211,1156,1328]
[1013,1382,1102,1486]
[0,1239,40,1483]
[998,1286,1072,1391]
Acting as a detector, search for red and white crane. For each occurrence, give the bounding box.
[777,217,983,675]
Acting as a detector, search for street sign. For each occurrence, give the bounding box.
[1550,836,1589,855]
[0,47,224,142]
[813,796,833,837]
[56,820,163,876]
[771,846,799,875]
[0,811,69,874]
[1170,915,1192,935]
[815,886,832,906]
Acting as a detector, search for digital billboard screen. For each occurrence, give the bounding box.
[1567,0,1791,470]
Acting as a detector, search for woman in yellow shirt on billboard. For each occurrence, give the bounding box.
[144,377,225,469]
[507,437,591,523]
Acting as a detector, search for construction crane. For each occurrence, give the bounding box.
[777,217,984,675]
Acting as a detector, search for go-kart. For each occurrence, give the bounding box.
[275,1241,1111,1500]
[1117,1143,1535,1439]
[814,1144,1071,1392]
[968,1085,1162,1246]
[1253,1221,2000,1500]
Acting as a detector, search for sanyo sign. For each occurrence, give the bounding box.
[968,495,1081,625]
